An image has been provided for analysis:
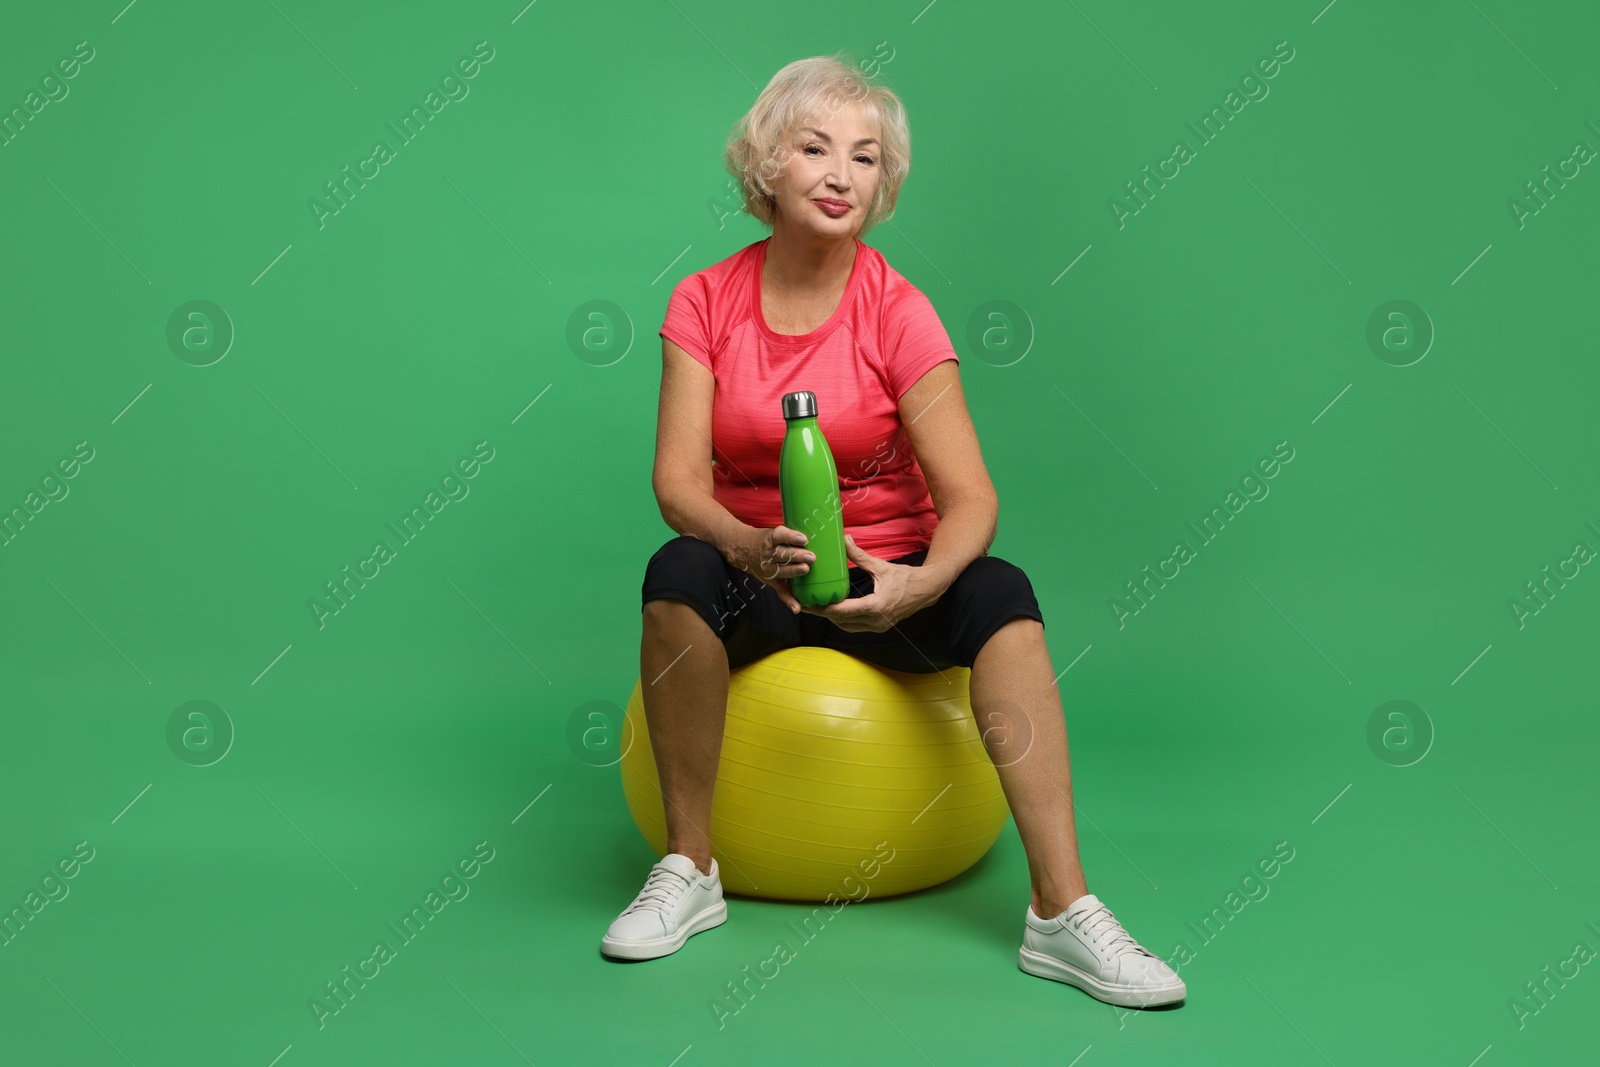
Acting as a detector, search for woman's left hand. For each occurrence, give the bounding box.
[799,536,940,632]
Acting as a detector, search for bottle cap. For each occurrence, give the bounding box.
[781,391,818,420]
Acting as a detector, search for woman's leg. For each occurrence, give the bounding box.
[840,552,1089,918]
[970,615,1090,920]
[639,597,729,878]
[638,536,802,878]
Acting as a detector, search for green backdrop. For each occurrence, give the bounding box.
[2,1,1595,1064]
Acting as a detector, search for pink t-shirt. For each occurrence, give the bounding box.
[659,237,959,566]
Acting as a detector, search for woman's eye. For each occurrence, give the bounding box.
[856,155,876,166]
[804,144,822,156]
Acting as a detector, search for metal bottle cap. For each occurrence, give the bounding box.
[781,391,818,420]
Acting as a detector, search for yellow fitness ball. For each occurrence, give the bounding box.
[619,645,1011,902]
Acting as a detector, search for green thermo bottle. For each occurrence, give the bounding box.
[779,390,850,606]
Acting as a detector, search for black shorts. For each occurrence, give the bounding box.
[640,535,1045,673]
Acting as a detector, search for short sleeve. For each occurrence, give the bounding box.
[881,288,959,400]
[660,274,715,373]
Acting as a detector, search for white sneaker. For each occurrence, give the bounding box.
[1018,893,1186,1007]
[600,853,727,961]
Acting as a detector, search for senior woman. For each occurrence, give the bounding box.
[601,56,1185,1009]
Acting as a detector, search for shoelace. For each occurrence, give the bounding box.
[1071,903,1157,958]
[620,864,693,917]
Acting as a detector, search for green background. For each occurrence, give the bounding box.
[2,1,1595,1064]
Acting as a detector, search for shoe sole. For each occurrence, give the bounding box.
[601,899,728,961]
[1018,946,1186,1007]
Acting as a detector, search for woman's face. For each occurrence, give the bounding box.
[766,99,882,238]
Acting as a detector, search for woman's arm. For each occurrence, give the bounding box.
[652,338,813,605]
[790,357,993,632]
[652,337,752,558]
[896,359,999,599]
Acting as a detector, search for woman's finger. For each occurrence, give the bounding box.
[761,551,807,578]
[842,535,876,570]
[779,583,801,613]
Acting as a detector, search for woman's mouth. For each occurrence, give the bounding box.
[812,199,851,217]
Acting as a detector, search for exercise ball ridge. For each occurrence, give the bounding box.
[620,645,1010,901]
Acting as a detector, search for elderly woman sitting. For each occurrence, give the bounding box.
[601,53,1185,1011]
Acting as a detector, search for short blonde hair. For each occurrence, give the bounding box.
[724,54,911,232]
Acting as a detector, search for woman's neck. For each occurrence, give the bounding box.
[762,226,858,297]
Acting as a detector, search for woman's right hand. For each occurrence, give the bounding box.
[726,524,816,615]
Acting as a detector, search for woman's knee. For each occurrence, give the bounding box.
[643,535,723,594]
[647,534,722,570]
[642,535,736,636]
[642,597,714,646]
[944,556,1044,664]
[950,555,1040,608]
